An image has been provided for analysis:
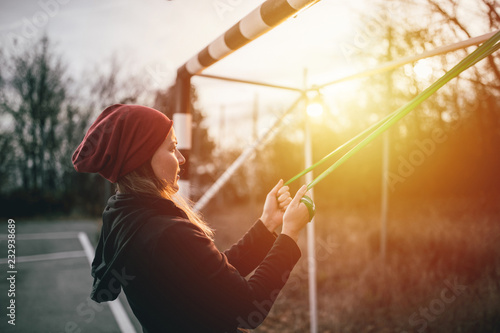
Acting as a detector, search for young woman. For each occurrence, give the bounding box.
[72,104,311,332]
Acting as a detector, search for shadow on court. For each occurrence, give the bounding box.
[0,219,141,333]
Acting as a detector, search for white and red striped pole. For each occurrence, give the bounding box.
[174,4,321,331]
[174,70,192,198]
[174,0,320,198]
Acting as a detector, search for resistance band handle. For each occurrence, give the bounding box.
[300,195,315,222]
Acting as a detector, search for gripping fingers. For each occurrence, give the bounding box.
[300,195,315,221]
[276,184,290,211]
[291,185,314,221]
[292,185,308,205]
[273,179,284,194]
[277,191,290,203]
[278,197,292,210]
[277,185,289,197]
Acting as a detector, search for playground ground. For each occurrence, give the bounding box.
[1,195,499,333]
[0,219,142,333]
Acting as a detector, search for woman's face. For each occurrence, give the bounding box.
[151,128,185,192]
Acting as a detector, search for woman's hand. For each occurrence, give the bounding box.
[282,185,310,242]
[260,179,292,233]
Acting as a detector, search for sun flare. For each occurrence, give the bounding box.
[413,59,434,80]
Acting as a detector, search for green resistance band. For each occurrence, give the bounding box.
[290,30,500,221]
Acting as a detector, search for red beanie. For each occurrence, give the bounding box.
[72,104,173,183]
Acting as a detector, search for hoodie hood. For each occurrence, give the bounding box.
[90,192,185,302]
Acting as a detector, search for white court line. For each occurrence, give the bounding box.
[0,250,86,264]
[78,232,137,333]
[77,232,95,266]
[0,231,78,240]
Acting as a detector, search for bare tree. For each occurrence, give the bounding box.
[0,36,68,191]
[425,0,500,82]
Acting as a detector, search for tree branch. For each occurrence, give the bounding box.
[426,0,471,38]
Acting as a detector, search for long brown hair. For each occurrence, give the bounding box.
[116,160,214,240]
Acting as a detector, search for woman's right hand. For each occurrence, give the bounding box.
[281,185,311,242]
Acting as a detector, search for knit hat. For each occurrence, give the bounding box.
[72,104,173,183]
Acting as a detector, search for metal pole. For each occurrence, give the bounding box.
[251,93,259,209]
[173,0,320,198]
[305,31,500,190]
[317,30,498,90]
[175,68,192,199]
[195,73,302,92]
[178,0,321,76]
[193,95,303,212]
[219,105,225,149]
[380,132,389,260]
[380,27,393,261]
[303,69,318,333]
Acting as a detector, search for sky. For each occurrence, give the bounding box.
[0,0,491,146]
[0,0,361,78]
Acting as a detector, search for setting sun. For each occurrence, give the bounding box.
[413,59,434,80]
[307,102,324,117]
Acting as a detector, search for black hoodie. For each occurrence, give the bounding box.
[91,193,301,333]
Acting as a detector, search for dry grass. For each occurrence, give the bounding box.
[204,195,500,332]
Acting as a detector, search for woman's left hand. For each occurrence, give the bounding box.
[260,179,292,233]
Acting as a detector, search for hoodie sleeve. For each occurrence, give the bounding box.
[223,219,278,277]
[154,219,301,329]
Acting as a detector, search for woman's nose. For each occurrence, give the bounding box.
[177,150,186,165]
